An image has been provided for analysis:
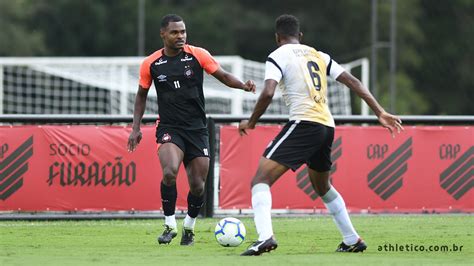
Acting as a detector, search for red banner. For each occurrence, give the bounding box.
[0,126,191,211]
[1,125,472,213]
[219,126,473,213]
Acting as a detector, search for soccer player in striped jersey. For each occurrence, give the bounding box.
[239,14,404,256]
[128,14,255,246]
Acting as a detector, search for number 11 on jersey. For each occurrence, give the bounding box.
[174,80,181,89]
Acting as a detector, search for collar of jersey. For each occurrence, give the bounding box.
[161,48,185,59]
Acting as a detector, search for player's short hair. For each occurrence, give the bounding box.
[161,14,183,29]
[275,14,300,37]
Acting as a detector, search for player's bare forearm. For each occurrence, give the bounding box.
[128,86,148,152]
[220,72,245,89]
[248,94,272,128]
[132,86,149,131]
[336,72,404,137]
[238,79,276,136]
[248,79,278,128]
[336,72,385,117]
[212,68,256,92]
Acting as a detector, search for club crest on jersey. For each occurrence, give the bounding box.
[184,66,194,78]
[162,133,172,143]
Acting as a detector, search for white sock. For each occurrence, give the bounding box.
[183,214,196,230]
[252,183,273,241]
[321,186,359,245]
[165,215,177,229]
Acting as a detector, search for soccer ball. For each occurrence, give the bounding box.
[214,217,246,247]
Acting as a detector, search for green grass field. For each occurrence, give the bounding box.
[1,215,472,265]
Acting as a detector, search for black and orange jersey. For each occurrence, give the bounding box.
[139,44,220,130]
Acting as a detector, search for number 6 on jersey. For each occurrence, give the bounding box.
[307,61,321,91]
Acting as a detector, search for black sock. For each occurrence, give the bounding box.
[187,191,204,218]
[161,182,177,216]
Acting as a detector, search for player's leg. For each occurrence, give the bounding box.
[157,143,184,244]
[306,124,366,252]
[251,157,288,239]
[178,129,210,245]
[185,156,209,222]
[241,157,288,256]
[180,156,209,245]
[308,168,366,252]
[156,128,186,244]
[242,121,309,256]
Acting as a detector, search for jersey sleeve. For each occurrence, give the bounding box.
[264,49,285,82]
[264,57,283,82]
[139,57,153,89]
[318,51,345,79]
[192,47,220,74]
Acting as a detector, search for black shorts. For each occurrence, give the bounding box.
[156,126,210,166]
[263,120,335,172]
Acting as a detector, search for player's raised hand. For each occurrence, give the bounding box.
[239,120,251,136]
[127,130,143,152]
[242,80,256,93]
[378,111,404,138]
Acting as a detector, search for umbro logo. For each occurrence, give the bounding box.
[0,136,34,200]
[157,74,167,82]
[155,59,168,65]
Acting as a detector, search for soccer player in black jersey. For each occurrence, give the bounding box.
[127,14,256,246]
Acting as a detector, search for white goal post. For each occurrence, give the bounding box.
[0,56,369,116]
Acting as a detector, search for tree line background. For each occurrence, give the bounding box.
[0,0,472,115]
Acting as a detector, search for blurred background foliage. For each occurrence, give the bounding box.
[0,0,472,115]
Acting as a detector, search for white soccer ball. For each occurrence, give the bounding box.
[214,217,246,247]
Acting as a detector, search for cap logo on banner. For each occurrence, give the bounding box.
[368,137,413,200]
[440,146,473,200]
[0,136,34,201]
[296,137,342,200]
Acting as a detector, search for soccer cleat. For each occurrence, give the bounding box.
[157,225,177,244]
[240,236,278,256]
[336,238,367,252]
[180,228,195,246]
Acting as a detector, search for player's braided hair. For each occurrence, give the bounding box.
[275,14,300,37]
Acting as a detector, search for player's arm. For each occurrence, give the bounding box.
[238,79,278,136]
[194,46,255,92]
[211,68,256,93]
[127,85,149,152]
[336,72,404,137]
